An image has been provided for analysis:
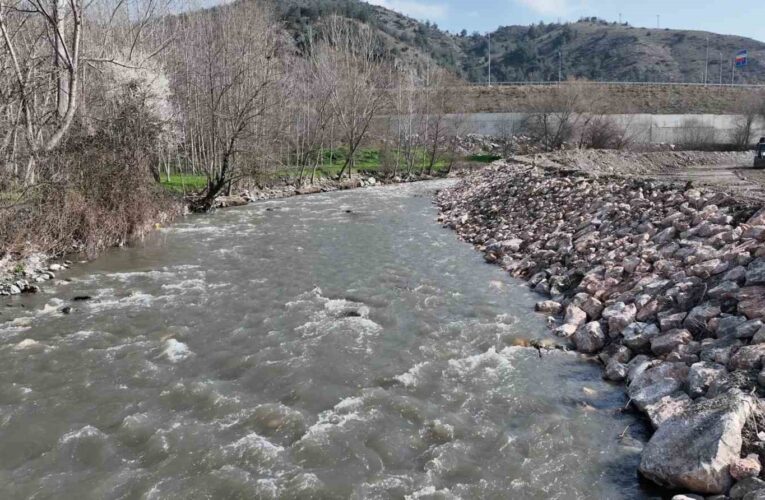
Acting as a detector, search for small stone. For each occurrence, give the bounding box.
[536,300,562,314]
[604,359,628,381]
[731,454,762,481]
[554,324,578,338]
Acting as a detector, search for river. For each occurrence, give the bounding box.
[0,181,654,499]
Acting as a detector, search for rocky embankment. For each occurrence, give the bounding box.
[437,161,765,497]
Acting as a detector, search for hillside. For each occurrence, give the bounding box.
[274,1,765,84]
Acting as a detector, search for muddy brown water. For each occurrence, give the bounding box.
[0,181,654,499]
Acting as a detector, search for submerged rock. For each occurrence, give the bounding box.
[639,390,756,494]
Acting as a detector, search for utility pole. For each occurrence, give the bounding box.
[719,51,723,85]
[704,35,709,85]
[487,32,491,86]
[656,15,660,29]
[732,56,735,85]
[558,49,562,84]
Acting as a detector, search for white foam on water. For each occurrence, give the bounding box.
[394,362,429,388]
[59,425,105,444]
[162,339,193,363]
[13,338,43,350]
[226,432,284,460]
[161,279,206,292]
[300,395,370,441]
[405,486,457,500]
[87,290,158,312]
[444,347,518,381]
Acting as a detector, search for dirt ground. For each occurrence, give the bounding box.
[509,150,765,202]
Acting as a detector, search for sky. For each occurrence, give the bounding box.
[366,0,765,43]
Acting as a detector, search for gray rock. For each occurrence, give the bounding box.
[735,320,764,340]
[604,359,628,381]
[731,454,762,481]
[573,294,604,320]
[639,390,756,494]
[723,266,749,284]
[684,304,721,337]
[670,495,703,500]
[564,305,588,327]
[739,287,765,321]
[747,258,765,286]
[708,281,740,300]
[688,361,727,398]
[752,326,765,344]
[622,322,661,351]
[730,477,765,499]
[602,302,637,337]
[729,344,765,371]
[628,362,689,411]
[573,322,607,354]
[661,312,688,332]
[716,316,748,338]
[536,300,562,314]
[644,392,692,428]
[707,369,760,398]
[598,343,633,364]
[651,329,693,356]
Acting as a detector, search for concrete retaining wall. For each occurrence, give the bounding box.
[450,113,765,145]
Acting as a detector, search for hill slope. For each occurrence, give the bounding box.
[274,1,765,84]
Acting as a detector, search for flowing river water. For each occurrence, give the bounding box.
[0,181,654,499]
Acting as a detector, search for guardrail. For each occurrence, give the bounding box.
[470,81,765,88]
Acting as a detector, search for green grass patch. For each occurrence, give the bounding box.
[160,174,207,193]
[467,154,502,163]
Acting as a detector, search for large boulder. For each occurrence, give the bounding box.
[639,390,756,494]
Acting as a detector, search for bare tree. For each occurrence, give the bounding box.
[168,0,285,210]
[320,15,388,179]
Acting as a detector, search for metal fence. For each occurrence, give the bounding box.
[467,81,765,88]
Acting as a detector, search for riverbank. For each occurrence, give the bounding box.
[436,160,765,496]
[0,172,448,295]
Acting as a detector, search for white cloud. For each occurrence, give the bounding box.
[366,0,448,21]
[514,0,569,15]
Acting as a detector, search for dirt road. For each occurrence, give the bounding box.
[509,150,765,202]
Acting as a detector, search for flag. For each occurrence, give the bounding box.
[735,50,748,67]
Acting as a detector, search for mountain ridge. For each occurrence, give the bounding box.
[274,0,765,84]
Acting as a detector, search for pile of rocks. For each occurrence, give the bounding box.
[0,262,70,296]
[437,161,765,496]
[455,133,542,157]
